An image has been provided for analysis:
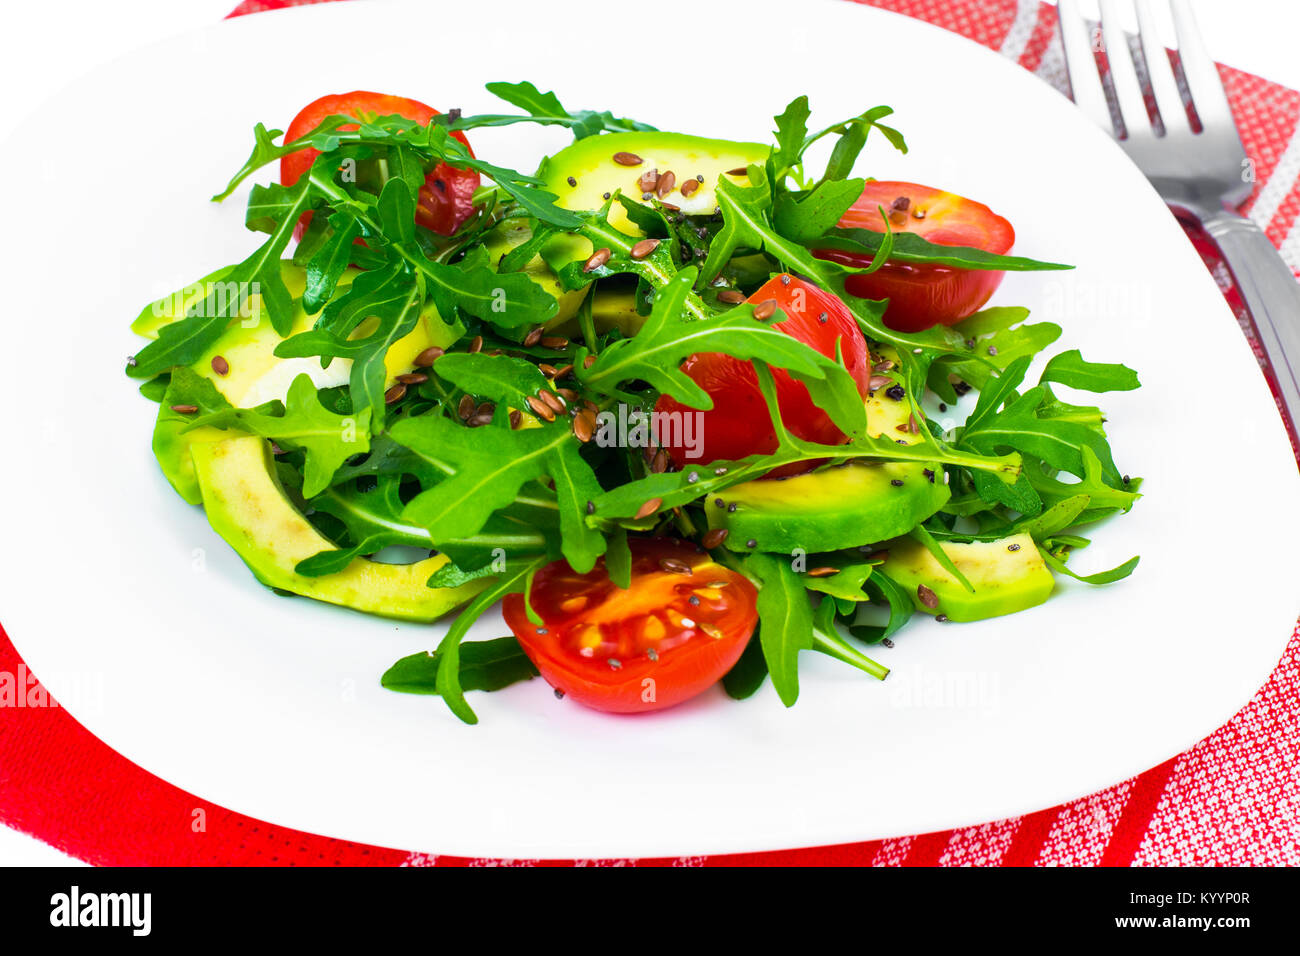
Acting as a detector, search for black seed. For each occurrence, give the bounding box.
[586,500,595,515]
[567,176,577,187]
[603,191,611,200]
[890,478,904,487]
[608,658,622,670]
[818,312,828,323]
[885,384,906,401]
[554,688,565,699]
[688,595,700,606]
[881,637,895,648]
[923,469,935,483]
[988,345,998,356]
[938,403,947,412]
[687,472,699,483]
[1008,543,1021,552]
[714,498,725,508]
[646,648,659,662]
[746,539,757,548]
[714,467,728,475]
[537,627,548,635]
[1123,475,1131,484]
[936,614,949,623]
[727,503,737,513]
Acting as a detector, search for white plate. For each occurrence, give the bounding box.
[2,0,1297,859]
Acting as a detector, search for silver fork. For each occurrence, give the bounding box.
[1059,0,1300,436]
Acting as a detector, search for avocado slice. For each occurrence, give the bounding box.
[880,533,1055,622]
[706,348,948,553]
[537,131,769,270]
[192,436,485,621]
[138,262,458,503]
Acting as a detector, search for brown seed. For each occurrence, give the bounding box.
[384,384,407,405]
[658,201,680,212]
[584,247,612,272]
[717,289,746,304]
[210,355,229,376]
[725,167,748,176]
[637,168,659,193]
[582,399,598,413]
[633,497,662,520]
[396,372,428,385]
[540,335,570,350]
[863,550,890,563]
[468,335,483,354]
[613,151,643,166]
[680,179,701,198]
[658,557,694,576]
[656,170,676,198]
[650,448,671,473]
[169,404,199,414]
[457,394,476,420]
[539,389,566,414]
[752,298,778,321]
[701,528,729,550]
[469,403,495,426]
[413,345,444,367]
[806,567,840,578]
[509,409,523,430]
[525,395,555,423]
[557,387,580,403]
[917,584,940,609]
[523,326,544,348]
[868,374,893,391]
[553,364,574,380]
[629,238,660,260]
[538,363,559,377]
[583,355,596,369]
[572,408,596,443]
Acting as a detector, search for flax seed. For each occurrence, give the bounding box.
[637,169,659,193]
[613,151,643,166]
[659,557,693,575]
[210,355,229,376]
[717,289,745,304]
[457,394,476,419]
[584,247,612,272]
[523,327,544,348]
[806,567,840,578]
[629,238,660,260]
[680,179,700,198]
[468,335,483,353]
[385,384,407,405]
[540,335,570,350]
[539,389,566,414]
[525,395,555,422]
[656,170,676,198]
[917,584,939,609]
[170,404,198,414]
[509,409,523,429]
[573,408,596,442]
[414,345,444,367]
[634,497,662,520]
[396,372,428,385]
[701,528,729,550]
[752,298,777,321]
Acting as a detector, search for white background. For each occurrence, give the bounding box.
[1,0,1296,865]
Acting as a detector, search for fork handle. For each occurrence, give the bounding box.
[1202,211,1300,442]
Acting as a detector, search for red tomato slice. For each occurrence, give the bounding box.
[815,181,1015,332]
[279,91,480,238]
[653,274,871,478]
[503,539,758,714]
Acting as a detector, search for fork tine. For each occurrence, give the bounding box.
[1135,0,1189,134]
[1099,0,1151,137]
[1058,0,1115,133]
[1170,0,1234,129]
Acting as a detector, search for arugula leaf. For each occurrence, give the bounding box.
[815,228,1073,272]
[294,475,434,576]
[431,556,548,723]
[455,80,658,139]
[743,552,814,707]
[392,414,606,574]
[1041,549,1140,585]
[722,635,769,700]
[851,568,914,643]
[432,352,549,406]
[1040,349,1141,392]
[188,373,371,497]
[772,95,812,171]
[382,637,539,696]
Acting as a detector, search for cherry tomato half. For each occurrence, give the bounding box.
[815,181,1015,332]
[653,274,871,478]
[280,91,480,238]
[503,539,759,714]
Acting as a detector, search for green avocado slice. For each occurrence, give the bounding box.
[138,262,458,504]
[705,348,948,553]
[191,436,485,622]
[537,130,769,271]
[879,533,1055,622]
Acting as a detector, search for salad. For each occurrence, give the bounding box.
[125,83,1142,723]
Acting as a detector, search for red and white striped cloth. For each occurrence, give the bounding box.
[1,0,1297,866]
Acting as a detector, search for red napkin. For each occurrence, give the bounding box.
[2,0,1298,865]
